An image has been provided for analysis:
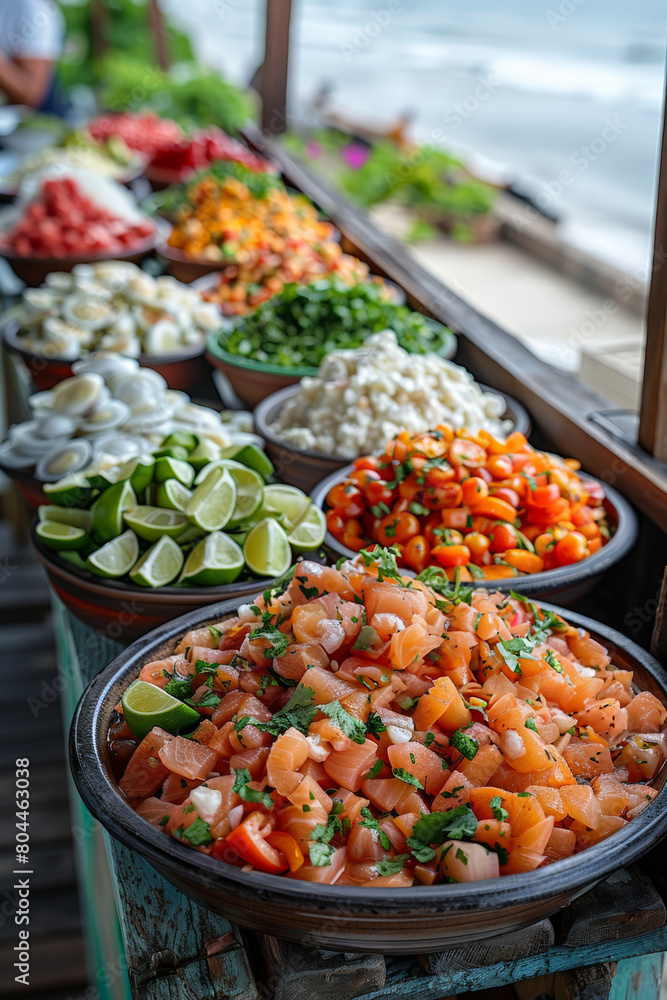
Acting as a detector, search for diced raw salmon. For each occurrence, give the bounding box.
[324,738,378,792]
[119,728,172,800]
[158,737,218,781]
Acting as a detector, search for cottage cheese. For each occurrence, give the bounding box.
[270,331,511,457]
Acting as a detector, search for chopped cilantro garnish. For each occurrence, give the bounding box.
[376,855,409,876]
[321,700,367,744]
[176,816,213,846]
[424,732,435,748]
[164,675,192,699]
[359,806,391,850]
[525,718,538,732]
[231,768,274,810]
[406,804,478,861]
[296,575,320,600]
[367,712,387,736]
[365,759,383,779]
[248,623,290,659]
[392,767,423,789]
[450,729,479,760]
[359,546,404,583]
[489,795,509,823]
[209,625,222,640]
[235,685,317,738]
[455,848,468,865]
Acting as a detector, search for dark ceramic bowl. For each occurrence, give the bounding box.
[2,317,209,393]
[311,469,636,607]
[206,322,458,409]
[0,230,157,287]
[70,598,667,953]
[253,383,531,495]
[31,522,323,641]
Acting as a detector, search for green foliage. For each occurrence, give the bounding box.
[334,139,496,231]
[58,0,254,134]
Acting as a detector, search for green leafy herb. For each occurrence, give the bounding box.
[365,760,383,779]
[359,546,403,583]
[525,718,538,732]
[359,806,391,850]
[164,676,192,699]
[424,732,435,748]
[296,575,319,600]
[493,843,509,866]
[353,625,381,652]
[236,685,317,738]
[409,501,430,517]
[248,623,290,659]
[209,625,222,640]
[450,729,479,760]
[392,767,424,789]
[367,712,387,736]
[545,649,563,673]
[376,855,409,876]
[489,795,509,823]
[406,804,478,862]
[321,700,367,744]
[231,768,274,810]
[185,689,221,709]
[415,566,473,606]
[175,816,213,846]
[455,848,468,865]
[309,842,334,866]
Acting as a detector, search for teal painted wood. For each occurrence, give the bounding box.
[105,838,259,1000]
[609,953,663,999]
[54,598,132,1000]
[366,928,667,999]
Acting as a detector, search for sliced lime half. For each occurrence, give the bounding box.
[129,535,184,587]
[288,504,327,553]
[38,505,92,531]
[91,480,137,543]
[87,529,139,578]
[123,505,189,542]
[261,484,311,532]
[186,467,236,532]
[121,679,200,740]
[243,517,292,578]
[36,521,90,551]
[180,531,244,586]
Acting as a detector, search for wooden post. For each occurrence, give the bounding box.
[149,0,170,71]
[261,0,292,134]
[638,79,667,460]
[90,0,108,61]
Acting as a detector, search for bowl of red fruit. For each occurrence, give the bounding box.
[0,170,157,286]
[144,127,274,190]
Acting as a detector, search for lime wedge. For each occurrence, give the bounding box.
[121,679,199,740]
[163,430,197,452]
[243,518,292,577]
[38,505,92,531]
[118,454,155,494]
[189,437,222,471]
[86,468,122,490]
[43,472,93,508]
[123,505,189,542]
[288,504,326,553]
[228,467,263,527]
[154,456,195,487]
[261,484,311,531]
[36,521,90,551]
[180,531,244,586]
[154,445,190,462]
[193,458,247,486]
[219,443,274,480]
[91,480,137,543]
[175,523,207,546]
[155,478,193,512]
[87,529,139,578]
[186,467,236,532]
[129,535,184,587]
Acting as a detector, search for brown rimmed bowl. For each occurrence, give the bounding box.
[69,598,667,953]
[253,383,531,495]
[31,522,324,641]
[0,229,158,287]
[2,315,209,393]
[311,468,637,607]
[206,321,458,409]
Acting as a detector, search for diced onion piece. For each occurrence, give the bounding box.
[228,805,244,831]
[387,724,413,745]
[189,786,222,824]
[501,729,526,760]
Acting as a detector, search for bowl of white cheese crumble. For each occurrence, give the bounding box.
[254,331,530,493]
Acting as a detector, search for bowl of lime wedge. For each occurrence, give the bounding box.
[30,440,327,641]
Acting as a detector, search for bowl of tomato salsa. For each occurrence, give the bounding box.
[311,426,636,605]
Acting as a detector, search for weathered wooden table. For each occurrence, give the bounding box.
[56,600,667,1000]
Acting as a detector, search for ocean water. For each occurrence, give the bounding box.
[164,0,667,273]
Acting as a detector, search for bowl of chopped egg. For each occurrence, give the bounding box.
[253,332,530,494]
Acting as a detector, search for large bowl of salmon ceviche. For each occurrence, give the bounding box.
[71,547,667,952]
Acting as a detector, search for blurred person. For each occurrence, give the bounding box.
[0,0,66,113]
